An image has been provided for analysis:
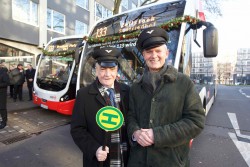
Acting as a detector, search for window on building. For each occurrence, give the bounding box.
[47,9,65,34]
[95,3,102,20]
[0,43,34,69]
[95,2,112,21]
[132,2,137,9]
[138,0,144,6]
[12,0,38,26]
[76,0,89,10]
[121,0,128,10]
[75,20,88,35]
[107,10,113,17]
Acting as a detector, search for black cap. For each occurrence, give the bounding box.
[92,47,120,67]
[136,27,169,51]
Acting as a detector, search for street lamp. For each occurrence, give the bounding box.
[241,59,243,83]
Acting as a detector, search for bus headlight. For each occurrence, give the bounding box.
[33,90,37,96]
[60,94,69,102]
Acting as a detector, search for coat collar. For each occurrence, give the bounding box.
[162,65,178,83]
[88,79,126,106]
[88,80,105,106]
[138,65,178,83]
[88,79,127,93]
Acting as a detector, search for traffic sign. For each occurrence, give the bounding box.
[96,106,124,131]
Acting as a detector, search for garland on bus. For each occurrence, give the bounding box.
[85,15,200,44]
[159,15,200,31]
[42,49,75,56]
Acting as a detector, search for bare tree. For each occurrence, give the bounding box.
[113,0,122,15]
[217,63,224,84]
[203,0,222,17]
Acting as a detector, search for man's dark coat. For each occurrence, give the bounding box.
[25,68,36,88]
[71,80,130,167]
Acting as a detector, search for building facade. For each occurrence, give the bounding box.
[191,52,216,84]
[0,0,141,69]
[234,48,250,85]
[216,62,234,85]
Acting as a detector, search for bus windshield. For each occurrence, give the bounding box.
[37,38,82,91]
[79,0,185,88]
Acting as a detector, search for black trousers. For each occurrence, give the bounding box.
[13,84,23,100]
[28,86,33,100]
[0,109,7,123]
[9,85,14,97]
[0,88,8,123]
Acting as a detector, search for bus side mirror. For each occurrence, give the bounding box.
[203,26,218,58]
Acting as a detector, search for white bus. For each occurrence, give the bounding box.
[76,0,218,114]
[33,35,84,115]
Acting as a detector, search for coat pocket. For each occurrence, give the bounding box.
[171,144,189,167]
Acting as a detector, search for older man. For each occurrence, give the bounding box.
[127,27,205,167]
[71,47,130,167]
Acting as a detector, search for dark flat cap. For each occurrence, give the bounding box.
[136,27,169,51]
[92,47,121,67]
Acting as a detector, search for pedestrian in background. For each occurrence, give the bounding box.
[127,27,205,167]
[25,64,35,101]
[0,63,10,129]
[9,64,25,102]
[71,47,130,167]
[8,65,15,98]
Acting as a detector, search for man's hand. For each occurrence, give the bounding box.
[96,146,109,161]
[133,129,154,147]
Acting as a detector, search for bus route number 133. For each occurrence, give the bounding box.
[96,27,107,38]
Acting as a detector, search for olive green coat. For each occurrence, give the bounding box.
[127,65,205,167]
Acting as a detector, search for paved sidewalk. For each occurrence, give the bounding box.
[0,86,71,146]
[6,90,38,113]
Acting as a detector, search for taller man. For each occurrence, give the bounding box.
[127,27,205,167]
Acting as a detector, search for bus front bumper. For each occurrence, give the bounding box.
[33,95,75,115]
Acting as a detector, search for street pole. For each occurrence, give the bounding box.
[241,60,243,83]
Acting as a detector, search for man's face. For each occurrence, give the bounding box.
[27,64,32,70]
[18,65,23,70]
[95,63,118,88]
[142,44,168,72]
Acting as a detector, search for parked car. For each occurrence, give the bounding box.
[235,82,243,85]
